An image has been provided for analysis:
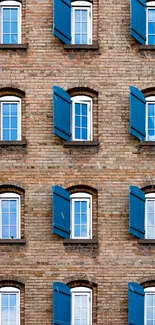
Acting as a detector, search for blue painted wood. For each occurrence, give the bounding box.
[128,282,144,325]
[53,0,71,44]
[52,186,70,239]
[130,0,146,44]
[53,86,71,141]
[129,186,145,239]
[130,86,146,141]
[53,282,71,325]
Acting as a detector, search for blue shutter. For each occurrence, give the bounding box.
[53,86,71,141]
[130,86,146,141]
[53,282,71,325]
[52,186,70,239]
[130,0,146,44]
[53,0,71,44]
[129,186,145,239]
[128,282,144,325]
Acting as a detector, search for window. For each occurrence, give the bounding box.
[0,193,20,239]
[145,193,155,239]
[0,96,21,141]
[71,193,92,239]
[52,186,93,240]
[53,282,92,325]
[146,96,155,141]
[53,0,93,45]
[0,287,20,325]
[72,96,92,141]
[146,1,155,45]
[0,1,21,44]
[71,287,92,325]
[71,1,92,45]
[53,86,94,142]
[145,287,155,325]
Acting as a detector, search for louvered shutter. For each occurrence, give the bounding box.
[129,186,145,238]
[52,186,70,239]
[128,282,144,325]
[53,282,71,325]
[130,86,146,141]
[130,0,146,44]
[53,0,71,44]
[53,86,71,141]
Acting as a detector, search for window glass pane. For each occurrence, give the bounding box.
[82,117,87,128]
[11,22,18,34]
[147,307,153,319]
[3,34,10,44]
[147,227,154,239]
[11,117,17,129]
[147,201,154,213]
[75,22,80,33]
[82,128,87,140]
[82,35,87,44]
[10,201,17,213]
[75,34,80,44]
[3,130,9,141]
[82,10,87,21]
[75,10,80,21]
[3,104,9,115]
[148,213,154,226]
[2,306,8,320]
[81,214,87,224]
[10,213,16,226]
[11,130,17,140]
[148,117,155,129]
[82,22,87,33]
[147,321,154,325]
[147,294,153,306]
[81,226,87,237]
[3,117,9,128]
[3,22,10,33]
[74,225,80,237]
[11,8,18,21]
[148,36,155,45]
[75,128,80,139]
[3,9,10,20]
[2,213,9,226]
[75,103,80,115]
[11,34,18,44]
[10,226,16,238]
[2,226,9,238]
[75,201,80,213]
[148,22,155,34]
[148,104,155,116]
[148,9,155,21]
[82,104,87,116]
[2,201,9,213]
[2,295,9,307]
[10,295,16,307]
[81,201,87,213]
[75,116,80,127]
[75,214,80,224]
[148,130,155,141]
[11,104,18,115]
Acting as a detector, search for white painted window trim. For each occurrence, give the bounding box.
[71,95,93,141]
[71,1,92,44]
[146,2,155,45]
[145,193,155,239]
[0,96,21,141]
[70,192,92,239]
[0,1,22,44]
[146,96,155,141]
[71,287,92,325]
[0,192,21,239]
[144,287,155,325]
[0,286,20,325]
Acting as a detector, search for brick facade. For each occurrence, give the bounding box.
[0,0,154,324]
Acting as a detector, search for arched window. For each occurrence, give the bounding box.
[145,287,155,324]
[146,1,155,45]
[146,96,155,141]
[0,95,21,141]
[71,192,92,239]
[0,1,22,44]
[0,192,20,239]
[0,286,20,325]
[71,95,93,141]
[71,1,92,45]
[145,193,155,239]
[71,287,92,325]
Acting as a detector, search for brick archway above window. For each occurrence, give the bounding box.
[0,87,25,98]
[68,87,98,98]
[142,87,155,97]
[67,184,98,195]
[0,184,25,195]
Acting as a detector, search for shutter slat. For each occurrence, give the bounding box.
[53,282,71,325]
[52,186,70,239]
[129,186,145,239]
[130,86,146,141]
[130,0,146,44]
[128,282,144,325]
[53,86,71,141]
[53,0,71,44]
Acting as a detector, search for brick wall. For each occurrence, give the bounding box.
[0,0,154,324]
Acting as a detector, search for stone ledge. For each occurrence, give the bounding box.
[139,239,155,244]
[138,141,155,147]
[139,45,155,50]
[0,141,27,146]
[0,44,28,50]
[0,239,26,245]
[64,239,98,244]
[64,141,99,147]
[64,44,99,50]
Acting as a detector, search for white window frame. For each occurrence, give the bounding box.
[71,287,92,325]
[0,96,21,141]
[70,192,92,239]
[0,1,22,44]
[71,95,93,141]
[146,96,155,141]
[0,192,21,239]
[145,193,155,239]
[71,1,92,45]
[145,287,155,325]
[146,2,155,45]
[0,286,20,325]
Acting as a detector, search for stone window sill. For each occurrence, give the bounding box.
[139,45,155,50]
[64,44,99,50]
[138,141,155,147]
[64,141,99,147]
[0,239,26,245]
[64,239,98,245]
[0,44,28,50]
[0,141,27,146]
